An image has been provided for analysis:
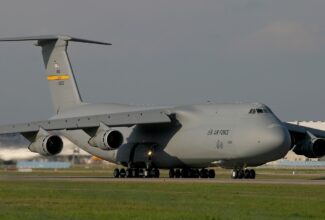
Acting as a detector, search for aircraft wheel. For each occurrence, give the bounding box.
[175,169,181,178]
[147,169,156,178]
[169,169,175,178]
[231,170,238,179]
[195,169,201,178]
[138,169,144,178]
[126,168,133,178]
[190,169,200,178]
[120,168,126,178]
[238,169,244,179]
[208,169,216,178]
[113,168,120,178]
[244,169,250,179]
[134,168,140,178]
[153,168,160,178]
[200,168,208,178]
[181,168,190,178]
[249,169,256,179]
[145,169,152,178]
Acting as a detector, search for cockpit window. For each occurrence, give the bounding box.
[256,109,263,113]
[249,108,269,114]
[248,109,256,114]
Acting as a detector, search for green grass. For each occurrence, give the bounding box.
[0,176,324,220]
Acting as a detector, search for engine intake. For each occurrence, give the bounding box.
[28,134,63,156]
[294,138,325,158]
[88,129,123,150]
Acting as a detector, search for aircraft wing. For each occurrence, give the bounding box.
[284,122,325,139]
[0,109,172,135]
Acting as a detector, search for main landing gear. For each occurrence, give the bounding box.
[231,168,256,179]
[169,168,216,179]
[113,168,160,178]
[113,168,217,178]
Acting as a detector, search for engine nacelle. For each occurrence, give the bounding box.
[88,129,123,150]
[28,135,63,156]
[293,138,325,158]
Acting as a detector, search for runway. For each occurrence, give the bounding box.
[1,175,324,185]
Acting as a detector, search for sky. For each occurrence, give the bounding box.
[0,0,325,124]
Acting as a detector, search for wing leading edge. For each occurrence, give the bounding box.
[0,109,172,135]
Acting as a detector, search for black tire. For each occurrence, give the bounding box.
[153,168,160,178]
[134,168,140,178]
[120,168,126,178]
[139,169,145,178]
[169,169,175,178]
[249,169,256,179]
[238,169,244,179]
[113,168,120,178]
[181,168,190,178]
[244,169,250,179]
[126,168,133,178]
[208,169,216,178]
[149,169,157,178]
[175,169,181,178]
[190,169,200,178]
[200,169,208,178]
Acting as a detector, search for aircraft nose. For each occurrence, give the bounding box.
[265,124,291,154]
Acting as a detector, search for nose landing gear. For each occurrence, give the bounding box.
[231,168,256,179]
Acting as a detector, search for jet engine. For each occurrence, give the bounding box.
[293,137,325,158]
[28,134,63,156]
[88,129,124,150]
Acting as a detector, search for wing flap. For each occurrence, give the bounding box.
[0,109,172,134]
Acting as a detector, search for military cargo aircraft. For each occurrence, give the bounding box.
[0,35,324,179]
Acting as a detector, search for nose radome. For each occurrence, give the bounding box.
[265,124,291,154]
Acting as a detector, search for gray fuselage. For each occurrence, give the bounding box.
[54,102,291,169]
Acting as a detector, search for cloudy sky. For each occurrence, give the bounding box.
[0,0,324,124]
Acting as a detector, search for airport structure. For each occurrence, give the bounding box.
[0,35,324,179]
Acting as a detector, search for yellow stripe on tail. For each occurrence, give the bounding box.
[47,75,70,81]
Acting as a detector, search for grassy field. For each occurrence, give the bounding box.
[0,167,324,220]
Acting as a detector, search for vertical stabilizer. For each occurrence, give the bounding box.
[39,38,82,113]
[0,35,111,113]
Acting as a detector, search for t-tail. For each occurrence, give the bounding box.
[0,35,111,114]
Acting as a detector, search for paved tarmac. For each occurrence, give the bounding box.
[1,175,324,185]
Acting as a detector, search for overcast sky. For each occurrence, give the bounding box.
[0,0,324,124]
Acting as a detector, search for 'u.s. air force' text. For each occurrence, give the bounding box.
[207,129,230,136]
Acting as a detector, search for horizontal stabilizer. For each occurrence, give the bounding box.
[0,35,111,45]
